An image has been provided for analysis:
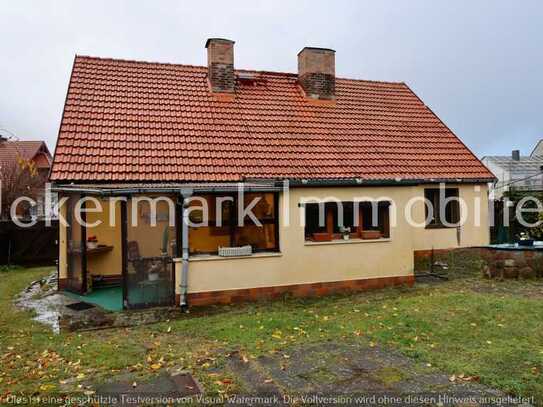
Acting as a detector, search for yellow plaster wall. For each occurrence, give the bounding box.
[58,184,490,293]
[178,184,490,294]
[183,186,412,294]
[411,184,490,250]
[85,199,122,276]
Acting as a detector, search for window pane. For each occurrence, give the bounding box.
[243,193,275,223]
[235,223,277,250]
[332,202,355,233]
[188,193,278,253]
[424,188,460,227]
[378,203,390,238]
[304,201,389,240]
[189,225,231,254]
[444,189,460,224]
[305,203,327,237]
[188,194,234,254]
[239,193,277,250]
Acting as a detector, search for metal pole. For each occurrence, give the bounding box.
[180,189,192,309]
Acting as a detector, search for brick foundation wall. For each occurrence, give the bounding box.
[414,248,455,262]
[176,275,414,307]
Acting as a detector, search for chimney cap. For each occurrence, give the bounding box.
[205,38,235,48]
[297,46,336,56]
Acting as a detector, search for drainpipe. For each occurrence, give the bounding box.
[179,189,192,310]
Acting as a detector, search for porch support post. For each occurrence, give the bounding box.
[120,198,128,309]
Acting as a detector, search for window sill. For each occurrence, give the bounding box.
[425,224,458,229]
[304,238,391,246]
[184,252,283,262]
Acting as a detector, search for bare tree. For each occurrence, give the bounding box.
[0,155,45,220]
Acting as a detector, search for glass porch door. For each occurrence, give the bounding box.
[123,196,175,309]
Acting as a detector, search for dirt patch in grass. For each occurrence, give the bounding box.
[225,342,508,403]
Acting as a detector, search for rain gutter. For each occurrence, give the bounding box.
[51,185,281,195]
[179,189,191,310]
[284,177,496,187]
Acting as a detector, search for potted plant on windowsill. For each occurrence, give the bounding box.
[360,230,382,240]
[339,226,351,240]
[312,232,332,242]
[517,232,534,247]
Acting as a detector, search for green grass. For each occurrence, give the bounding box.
[0,266,542,403]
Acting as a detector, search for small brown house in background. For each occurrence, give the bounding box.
[0,137,52,218]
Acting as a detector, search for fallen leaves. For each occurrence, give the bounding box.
[39,383,56,392]
[271,330,282,340]
[449,373,480,383]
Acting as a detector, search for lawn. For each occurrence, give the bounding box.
[0,265,542,404]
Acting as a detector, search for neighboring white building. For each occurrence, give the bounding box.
[482,141,543,199]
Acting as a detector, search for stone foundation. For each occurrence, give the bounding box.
[475,247,543,280]
[415,247,543,280]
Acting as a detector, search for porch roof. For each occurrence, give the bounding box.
[51,181,282,195]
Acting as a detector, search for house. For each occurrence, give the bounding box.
[0,137,52,218]
[50,38,494,310]
[482,142,543,200]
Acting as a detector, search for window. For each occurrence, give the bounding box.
[188,193,279,254]
[424,188,460,228]
[304,201,390,241]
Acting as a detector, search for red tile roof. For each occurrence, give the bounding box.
[0,140,51,169]
[50,56,494,183]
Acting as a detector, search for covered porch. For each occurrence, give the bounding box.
[55,182,281,311]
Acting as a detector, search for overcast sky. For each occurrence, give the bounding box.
[1,1,542,158]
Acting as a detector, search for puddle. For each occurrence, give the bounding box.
[15,273,69,334]
[15,273,185,333]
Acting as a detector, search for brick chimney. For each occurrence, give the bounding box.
[205,38,235,93]
[297,47,336,100]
